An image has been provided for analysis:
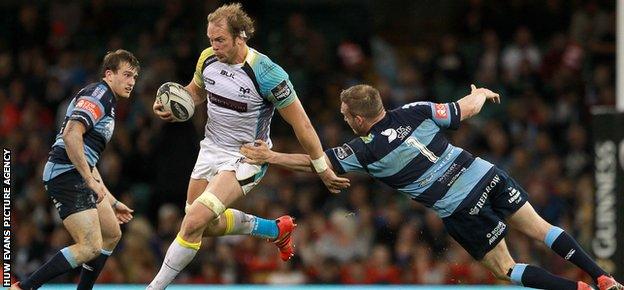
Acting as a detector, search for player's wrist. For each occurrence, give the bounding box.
[311,156,328,173]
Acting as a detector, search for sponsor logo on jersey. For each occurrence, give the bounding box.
[507,187,522,204]
[101,119,115,142]
[469,174,501,215]
[208,92,248,113]
[205,77,215,85]
[487,221,506,245]
[271,80,292,101]
[382,126,412,143]
[435,103,447,119]
[381,128,397,143]
[220,70,235,78]
[92,84,107,99]
[361,133,374,143]
[334,144,354,160]
[565,249,576,260]
[75,99,103,120]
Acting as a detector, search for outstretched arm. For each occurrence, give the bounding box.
[457,84,500,121]
[241,140,331,173]
[278,99,350,193]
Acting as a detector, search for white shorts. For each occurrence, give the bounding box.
[190,138,268,194]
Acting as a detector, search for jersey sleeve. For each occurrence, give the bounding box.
[193,48,214,88]
[256,58,297,109]
[402,101,461,130]
[69,96,107,130]
[324,139,367,174]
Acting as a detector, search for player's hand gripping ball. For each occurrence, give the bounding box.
[156,82,195,122]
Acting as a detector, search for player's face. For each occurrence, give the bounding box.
[208,19,242,64]
[341,102,364,136]
[105,62,138,98]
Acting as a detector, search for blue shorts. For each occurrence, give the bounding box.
[442,167,528,260]
[44,169,97,220]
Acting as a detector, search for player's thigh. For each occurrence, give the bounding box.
[187,178,208,204]
[97,195,121,244]
[480,238,515,281]
[204,170,244,207]
[185,171,242,230]
[506,202,552,242]
[63,208,102,246]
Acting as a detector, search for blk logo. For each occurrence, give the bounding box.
[220,70,234,78]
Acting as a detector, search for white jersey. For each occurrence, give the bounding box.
[193,47,297,152]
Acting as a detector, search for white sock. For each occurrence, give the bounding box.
[147,236,200,289]
[223,208,256,235]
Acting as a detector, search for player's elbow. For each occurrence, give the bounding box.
[62,126,80,146]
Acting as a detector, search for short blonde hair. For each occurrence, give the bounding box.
[340,84,384,118]
[207,3,255,40]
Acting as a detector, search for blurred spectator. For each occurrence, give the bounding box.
[6,0,612,285]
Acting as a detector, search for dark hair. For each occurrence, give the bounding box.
[100,49,140,78]
[207,3,255,40]
[340,84,384,118]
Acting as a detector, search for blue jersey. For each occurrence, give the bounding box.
[43,81,117,182]
[325,102,496,217]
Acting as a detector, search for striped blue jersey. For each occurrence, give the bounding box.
[325,102,496,217]
[43,81,116,182]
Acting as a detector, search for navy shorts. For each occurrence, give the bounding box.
[442,167,528,260]
[45,169,97,220]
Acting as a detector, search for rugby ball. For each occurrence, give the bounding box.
[156,82,195,122]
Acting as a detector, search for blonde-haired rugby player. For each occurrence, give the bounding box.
[148,3,349,289]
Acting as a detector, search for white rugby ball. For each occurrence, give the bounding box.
[156,82,195,122]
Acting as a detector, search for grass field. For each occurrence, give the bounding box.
[39,285,530,290]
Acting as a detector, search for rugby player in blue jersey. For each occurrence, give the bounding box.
[241,84,623,290]
[11,50,138,290]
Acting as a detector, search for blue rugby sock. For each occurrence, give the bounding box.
[508,263,577,290]
[250,217,279,239]
[77,249,112,290]
[545,226,607,280]
[21,247,79,289]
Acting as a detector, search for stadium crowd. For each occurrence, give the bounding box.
[3,0,615,285]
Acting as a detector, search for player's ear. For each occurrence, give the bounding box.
[355,115,365,126]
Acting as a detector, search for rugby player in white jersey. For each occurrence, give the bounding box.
[148,3,349,288]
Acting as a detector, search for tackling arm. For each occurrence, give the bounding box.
[456,85,500,121]
[240,140,333,173]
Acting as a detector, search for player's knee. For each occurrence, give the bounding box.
[182,210,212,235]
[103,225,122,247]
[76,241,102,261]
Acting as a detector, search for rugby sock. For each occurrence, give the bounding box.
[21,247,79,289]
[508,263,578,289]
[223,209,278,239]
[545,226,608,280]
[77,249,112,290]
[148,235,200,290]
